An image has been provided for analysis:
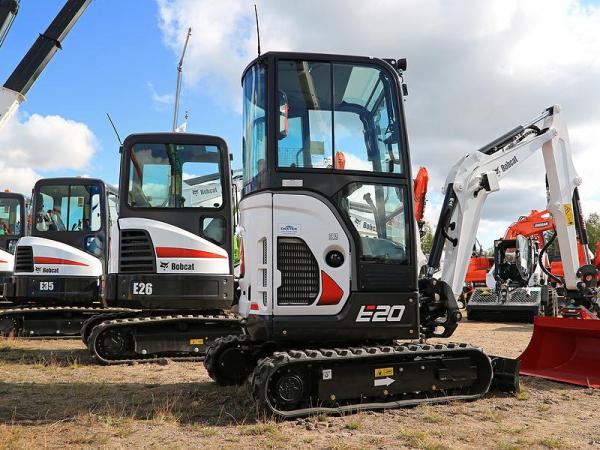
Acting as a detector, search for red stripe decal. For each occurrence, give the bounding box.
[366,305,377,311]
[317,271,344,306]
[34,257,89,267]
[155,247,226,259]
[0,259,7,263]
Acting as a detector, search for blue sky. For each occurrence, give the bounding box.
[1,1,242,185]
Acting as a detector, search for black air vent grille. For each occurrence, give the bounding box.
[277,237,319,305]
[14,246,33,272]
[119,229,156,273]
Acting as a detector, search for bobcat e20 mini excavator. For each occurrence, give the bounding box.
[203,52,521,418]
[82,133,241,364]
[0,191,25,299]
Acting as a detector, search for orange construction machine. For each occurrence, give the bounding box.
[413,166,428,234]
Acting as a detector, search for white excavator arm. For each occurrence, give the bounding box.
[0,86,23,130]
[427,105,589,300]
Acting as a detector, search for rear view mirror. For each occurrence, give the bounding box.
[278,90,288,140]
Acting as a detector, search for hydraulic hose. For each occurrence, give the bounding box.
[539,231,563,285]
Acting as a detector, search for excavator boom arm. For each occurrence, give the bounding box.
[428,105,587,297]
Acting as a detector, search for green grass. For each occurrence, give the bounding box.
[515,387,530,401]
[423,412,447,424]
[538,437,565,449]
[344,420,362,430]
[240,422,278,436]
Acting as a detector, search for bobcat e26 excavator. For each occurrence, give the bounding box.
[0,191,25,299]
[202,52,524,418]
[82,133,241,364]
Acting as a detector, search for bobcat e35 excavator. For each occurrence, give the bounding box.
[202,52,526,418]
[0,177,124,336]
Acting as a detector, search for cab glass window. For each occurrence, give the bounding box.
[277,60,403,174]
[128,143,222,209]
[277,61,333,168]
[242,64,267,185]
[35,184,102,232]
[0,197,22,236]
[338,183,408,263]
[107,192,119,225]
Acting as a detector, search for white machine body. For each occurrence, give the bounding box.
[0,248,14,273]
[110,217,229,275]
[14,236,102,277]
[237,192,351,318]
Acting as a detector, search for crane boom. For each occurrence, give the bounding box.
[428,105,591,299]
[0,0,90,129]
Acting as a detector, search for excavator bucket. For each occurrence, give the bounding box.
[519,316,600,388]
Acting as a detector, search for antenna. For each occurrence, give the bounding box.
[106,113,122,145]
[172,26,192,132]
[254,4,261,56]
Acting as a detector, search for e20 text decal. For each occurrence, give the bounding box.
[355,305,405,322]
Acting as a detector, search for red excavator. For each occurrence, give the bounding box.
[466,209,597,321]
[461,241,493,307]
[549,241,600,280]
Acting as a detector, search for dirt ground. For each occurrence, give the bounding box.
[0,321,598,450]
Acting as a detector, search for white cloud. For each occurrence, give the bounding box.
[0,113,97,193]
[157,0,600,246]
[147,82,174,109]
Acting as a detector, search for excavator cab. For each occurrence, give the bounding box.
[106,133,234,310]
[238,52,419,342]
[494,235,537,286]
[0,191,25,297]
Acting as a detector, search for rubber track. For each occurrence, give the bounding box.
[0,306,131,315]
[249,342,493,418]
[89,313,241,365]
[0,306,134,338]
[81,311,139,345]
[204,334,251,385]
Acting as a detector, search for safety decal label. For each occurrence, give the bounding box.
[564,203,575,226]
[374,367,394,377]
[189,338,204,345]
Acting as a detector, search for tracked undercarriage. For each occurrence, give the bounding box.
[0,305,132,337]
[205,336,517,418]
[85,312,242,364]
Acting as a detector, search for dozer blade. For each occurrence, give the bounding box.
[519,316,600,388]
